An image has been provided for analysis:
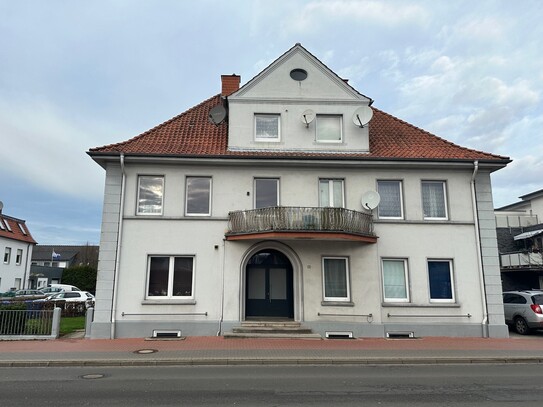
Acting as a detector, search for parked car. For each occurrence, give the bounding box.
[38,286,65,295]
[503,290,543,335]
[13,289,46,299]
[45,291,95,309]
[48,284,81,292]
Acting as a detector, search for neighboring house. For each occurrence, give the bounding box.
[88,44,510,339]
[0,203,37,292]
[29,245,99,289]
[495,188,543,291]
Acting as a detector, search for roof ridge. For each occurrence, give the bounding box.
[371,106,509,161]
[89,94,221,152]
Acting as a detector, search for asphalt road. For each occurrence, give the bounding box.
[1,364,543,406]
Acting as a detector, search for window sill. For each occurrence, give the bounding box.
[142,299,196,305]
[321,301,354,307]
[381,303,460,308]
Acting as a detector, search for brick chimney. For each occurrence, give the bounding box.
[221,74,241,97]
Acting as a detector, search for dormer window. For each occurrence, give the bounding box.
[255,114,280,142]
[316,115,342,143]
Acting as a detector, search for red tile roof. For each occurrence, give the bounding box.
[89,94,509,163]
[0,215,37,244]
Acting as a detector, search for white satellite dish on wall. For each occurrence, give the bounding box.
[301,109,315,128]
[361,190,380,210]
[352,106,374,128]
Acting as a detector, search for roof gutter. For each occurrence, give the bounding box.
[110,153,125,339]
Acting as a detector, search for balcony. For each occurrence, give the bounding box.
[226,207,377,243]
[501,251,543,269]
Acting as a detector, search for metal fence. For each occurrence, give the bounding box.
[0,308,60,339]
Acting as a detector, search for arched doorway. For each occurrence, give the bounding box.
[245,249,294,319]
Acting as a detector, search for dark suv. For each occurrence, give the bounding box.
[503,291,543,335]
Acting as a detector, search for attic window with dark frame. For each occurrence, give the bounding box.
[290,68,308,81]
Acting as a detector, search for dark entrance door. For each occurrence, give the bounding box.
[246,249,294,318]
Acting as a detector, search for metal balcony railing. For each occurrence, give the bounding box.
[501,251,543,269]
[227,206,375,237]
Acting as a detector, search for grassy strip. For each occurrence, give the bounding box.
[60,316,85,336]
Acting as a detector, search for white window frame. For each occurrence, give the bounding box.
[421,180,448,220]
[254,178,280,209]
[137,175,164,215]
[146,255,195,299]
[17,223,27,235]
[322,256,350,302]
[316,115,343,143]
[427,259,455,303]
[15,249,23,266]
[319,179,345,208]
[4,247,11,264]
[185,176,212,216]
[377,180,404,219]
[3,219,12,232]
[381,258,410,303]
[255,114,281,142]
[0,219,5,230]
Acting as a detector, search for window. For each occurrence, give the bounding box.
[15,249,23,265]
[137,176,164,215]
[4,247,11,264]
[422,181,448,219]
[382,259,409,302]
[0,219,5,230]
[316,115,342,143]
[255,114,280,141]
[428,260,454,302]
[319,179,344,207]
[186,177,212,216]
[3,219,12,232]
[17,223,27,235]
[377,181,403,219]
[322,257,350,302]
[255,178,279,209]
[147,256,194,298]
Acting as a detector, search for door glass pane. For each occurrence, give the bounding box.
[319,180,330,207]
[248,268,266,299]
[269,268,287,300]
[255,179,279,209]
[148,257,169,296]
[332,180,343,207]
[173,257,193,297]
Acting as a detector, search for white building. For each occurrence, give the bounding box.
[88,44,510,339]
[0,204,37,292]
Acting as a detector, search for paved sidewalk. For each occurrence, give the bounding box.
[1,335,543,367]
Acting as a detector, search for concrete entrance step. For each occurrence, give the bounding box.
[225,321,321,339]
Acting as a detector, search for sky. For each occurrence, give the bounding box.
[1,0,542,245]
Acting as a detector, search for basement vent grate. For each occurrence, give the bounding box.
[386,332,415,339]
[152,330,182,338]
[325,331,354,339]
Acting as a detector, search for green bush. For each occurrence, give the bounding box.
[61,265,97,294]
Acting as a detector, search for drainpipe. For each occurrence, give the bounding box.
[110,153,126,339]
[22,243,32,289]
[471,160,489,337]
[216,238,227,336]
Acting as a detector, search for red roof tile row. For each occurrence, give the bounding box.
[89,94,509,163]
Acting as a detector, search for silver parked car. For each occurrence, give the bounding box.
[503,290,543,335]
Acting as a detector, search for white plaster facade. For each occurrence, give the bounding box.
[89,45,509,339]
[0,215,35,292]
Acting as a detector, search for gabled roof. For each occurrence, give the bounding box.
[32,245,99,262]
[89,93,509,163]
[0,214,37,244]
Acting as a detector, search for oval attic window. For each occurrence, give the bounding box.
[290,68,308,81]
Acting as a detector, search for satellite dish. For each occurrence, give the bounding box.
[352,106,374,128]
[208,105,227,125]
[361,190,380,210]
[0,201,3,212]
[301,109,315,127]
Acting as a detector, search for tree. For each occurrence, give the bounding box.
[61,265,97,294]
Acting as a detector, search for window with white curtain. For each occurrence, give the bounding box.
[255,114,280,141]
[377,180,403,219]
[322,257,350,302]
[421,181,448,219]
[382,259,409,302]
[319,179,344,208]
